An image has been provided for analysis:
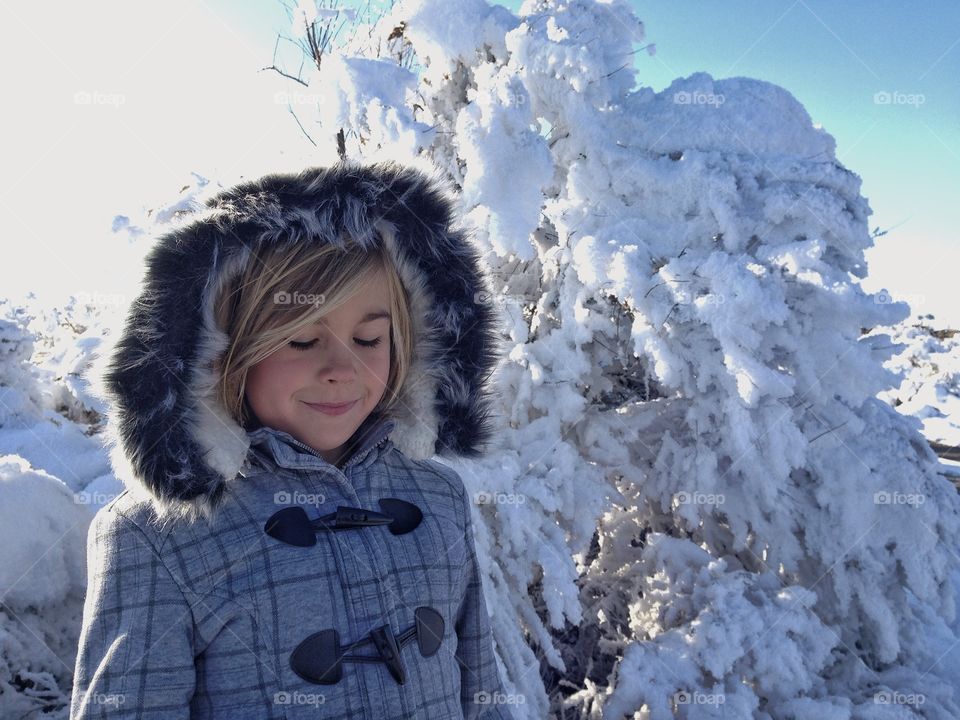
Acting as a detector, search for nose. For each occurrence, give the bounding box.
[316,336,358,382]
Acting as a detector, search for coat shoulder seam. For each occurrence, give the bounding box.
[108,506,196,616]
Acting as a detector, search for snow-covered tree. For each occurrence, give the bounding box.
[264,0,960,717]
[876,314,960,463]
[0,302,103,717]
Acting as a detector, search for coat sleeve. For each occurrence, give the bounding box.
[70,506,196,719]
[454,485,516,720]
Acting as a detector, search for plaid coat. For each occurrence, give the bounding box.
[70,163,515,718]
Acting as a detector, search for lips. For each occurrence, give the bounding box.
[303,399,358,416]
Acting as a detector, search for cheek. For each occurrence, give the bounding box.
[376,346,393,384]
[245,357,287,404]
[244,365,267,408]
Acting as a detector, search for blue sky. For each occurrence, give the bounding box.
[2,0,957,327]
[632,1,960,328]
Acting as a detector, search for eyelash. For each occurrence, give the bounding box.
[289,337,383,351]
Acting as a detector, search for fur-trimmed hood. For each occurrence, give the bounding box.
[88,161,502,523]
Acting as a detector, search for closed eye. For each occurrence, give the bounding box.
[289,337,382,351]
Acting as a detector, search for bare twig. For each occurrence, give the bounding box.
[604,63,629,78]
[808,420,850,444]
[288,106,317,146]
[259,64,309,86]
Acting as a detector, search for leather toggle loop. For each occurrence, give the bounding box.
[264,498,423,547]
[290,607,445,685]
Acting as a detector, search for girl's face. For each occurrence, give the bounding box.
[244,269,393,466]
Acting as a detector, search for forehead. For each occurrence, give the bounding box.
[336,272,391,317]
[312,284,391,324]
[286,266,393,325]
[304,304,391,326]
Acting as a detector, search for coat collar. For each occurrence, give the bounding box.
[246,415,396,474]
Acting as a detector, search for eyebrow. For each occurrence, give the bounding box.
[358,310,391,324]
[305,310,391,330]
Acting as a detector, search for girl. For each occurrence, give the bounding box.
[70,162,515,719]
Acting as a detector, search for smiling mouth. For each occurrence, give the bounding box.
[303,400,358,415]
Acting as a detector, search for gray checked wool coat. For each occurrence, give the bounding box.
[70,162,515,719]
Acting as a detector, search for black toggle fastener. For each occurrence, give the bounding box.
[290,606,445,685]
[264,498,423,547]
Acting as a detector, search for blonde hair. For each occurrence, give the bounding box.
[213,238,413,431]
